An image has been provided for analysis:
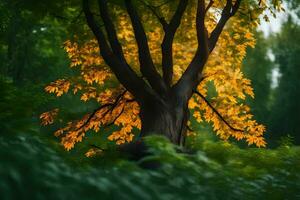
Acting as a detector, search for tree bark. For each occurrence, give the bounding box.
[118,94,189,163]
[138,93,189,146]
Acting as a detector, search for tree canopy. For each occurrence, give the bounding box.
[40,0,283,152]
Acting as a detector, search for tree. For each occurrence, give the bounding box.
[41,0,282,151]
[269,15,300,144]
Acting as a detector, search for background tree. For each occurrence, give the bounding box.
[269,15,300,144]
[0,0,80,132]
[0,0,81,84]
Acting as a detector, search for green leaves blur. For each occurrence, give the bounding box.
[1,132,299,200]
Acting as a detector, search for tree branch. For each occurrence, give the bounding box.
[76,90,127,132]
[125,0,167,94]
[205,0,214,13]
[104,104,126,128]
[161,0,188,86]
[137,0,168,27]
[208,0,242,52]
[105,98,136,127]
[90,144,105,151]
[173,0,209,101]
[193,90,244,132]
[173,0,242,102]
[83,0,151,101]
[187,125,194,132]
[97,0,127,63]
[83,0,111,57]
[155,0,173,8]
[137,0,188,86]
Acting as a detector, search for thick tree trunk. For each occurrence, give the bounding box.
[138,95,189,146]
[118,95,189,164]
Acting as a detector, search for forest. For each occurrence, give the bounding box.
[0,0,300,199]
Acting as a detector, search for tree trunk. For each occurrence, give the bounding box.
[119,94,189,162]
[138,94,189,146]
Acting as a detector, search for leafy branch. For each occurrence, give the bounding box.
[193,90,244,132]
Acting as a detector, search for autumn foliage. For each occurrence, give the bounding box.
[41,0,283,151]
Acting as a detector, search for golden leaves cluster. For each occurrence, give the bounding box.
[184,6,266,147]
[45,79,70,97]
[44,87,140,151]
[40,108,59,126]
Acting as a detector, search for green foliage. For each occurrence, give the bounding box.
[269,15,300,144]
[1,132,299,200]
[0,76,48,133]
[0,0,77,85]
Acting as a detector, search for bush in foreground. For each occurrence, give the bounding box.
[0,133,299,200]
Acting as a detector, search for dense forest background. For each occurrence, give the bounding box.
[0,0,300,199]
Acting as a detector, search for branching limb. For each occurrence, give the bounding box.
[125,0,167,94]
[155,0,173,8]
[104,104,126,128]
[83,0,113,59]
[83,0,151,100]
[193,90,244,132]
[205,0,214,13]
[137,0,168,27]
[161,0,188,86]
[76,89,127,131]
[258,0,262,6]
[75,88,137,133]
[138,0,188,86]
[208,0,242,52]
[187,125,194,132]
[97,0,127,63]
[173,0,242,102]
[173,0,209,100]
[90,144,105,151]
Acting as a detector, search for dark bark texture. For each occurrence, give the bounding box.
[82,0,242,146]
[138,92,189,145]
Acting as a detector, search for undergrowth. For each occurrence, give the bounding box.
[0,133,299,200]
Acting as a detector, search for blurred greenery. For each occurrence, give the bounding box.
[242,1,300,145]
[0,133,299,200]
[268,16,300,144]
